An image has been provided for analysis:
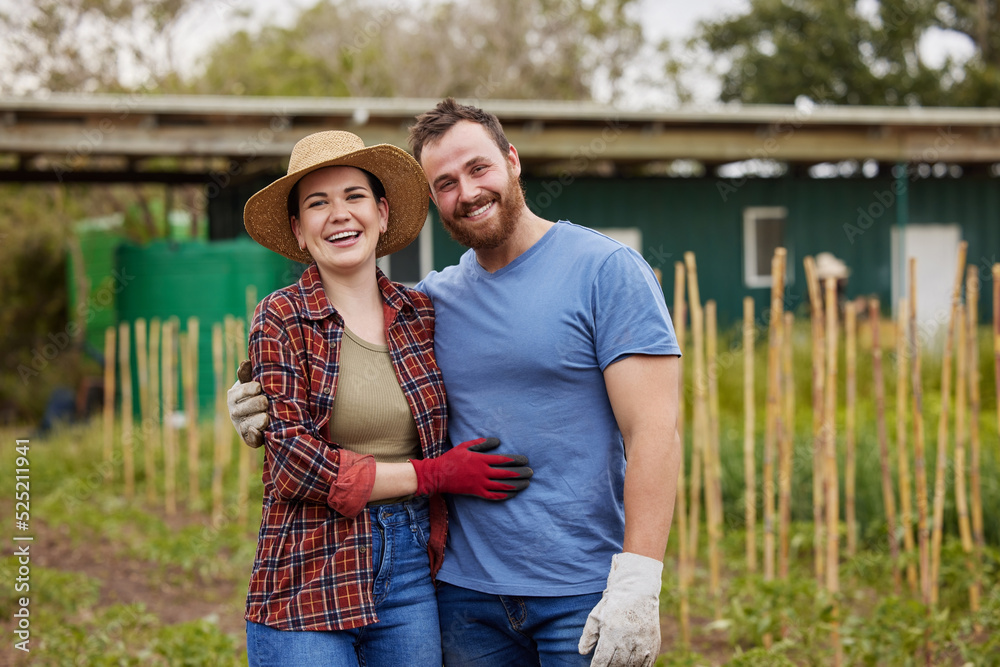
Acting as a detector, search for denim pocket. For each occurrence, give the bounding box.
[411,514,430,551]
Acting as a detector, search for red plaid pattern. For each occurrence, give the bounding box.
[245,264,448,631]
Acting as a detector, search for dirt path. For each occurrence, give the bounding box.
[2,508,737,666]
[30,516,247,633]
[0,507,247,667]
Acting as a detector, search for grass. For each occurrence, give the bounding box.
[651,318,1000,664]
[0,421,259,665]
[690,319,1000,546]
[1,317,998,664]
[654,517,1000,665]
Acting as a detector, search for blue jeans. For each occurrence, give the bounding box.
[247,498,440,667]
[437,581,602,666]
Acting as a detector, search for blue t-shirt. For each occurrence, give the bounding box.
[417,221,680,595]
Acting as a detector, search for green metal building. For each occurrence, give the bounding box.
[6,94,998,408]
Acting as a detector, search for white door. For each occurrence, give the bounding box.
[891,223,962,331]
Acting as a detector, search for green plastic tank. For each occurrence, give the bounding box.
[115,238,302,415]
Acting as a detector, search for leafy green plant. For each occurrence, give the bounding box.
[727,645,797,667]
[841,596,952,666]
[655,647,709,666]
[724,574,830,664]
[149,619,243,666]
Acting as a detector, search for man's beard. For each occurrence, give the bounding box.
[440,170,525,250]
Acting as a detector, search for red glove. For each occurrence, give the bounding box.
[410,437,532,500]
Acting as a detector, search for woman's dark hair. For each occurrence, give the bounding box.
[287,168,386,219]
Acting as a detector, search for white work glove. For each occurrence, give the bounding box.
[578,552,663,667]
[227,379,269,448]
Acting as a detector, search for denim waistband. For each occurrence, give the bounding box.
[366,496,429,527]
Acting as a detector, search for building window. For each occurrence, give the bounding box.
[592,227,642,252]
[377,214,433,286]
[743,206,789,288]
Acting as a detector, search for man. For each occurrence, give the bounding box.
[231,99,681,666]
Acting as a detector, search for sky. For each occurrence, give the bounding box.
[638,0,749,41]
[629,0,975,107]
[3,0,978,107]
[622,0,753,107]
[173,0,756,108]
[172,0,977,109]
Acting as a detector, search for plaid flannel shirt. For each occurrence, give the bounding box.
[245,264,448,631]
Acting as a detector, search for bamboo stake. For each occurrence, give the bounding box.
[764,248,786,587]
[180,329,190,497]
[148,317,162,501]
[163,319,177,516]
[743,296,757,575]
[870,298,901,593]
[845,301,857,557]
[705,299,722,620]
[930,241,967,607]
[966,268,982,614]
[910,259,931,606]
[804,256,826,583]
[149,316,162,420]
[236,318,251,528]
[684,253,704,578]
[223,315,236,466]
[103,326,116,480]
[135,318,153,502]
[897,298,918,592]
[707,300,723,520]
[185,317,201,509]
[779,310,794,579]
[135,318,149,418]
[212,322,225,523]
[995,265,1000,477]
[119,321,135,500]
[673,262,690,647]
[995,266,1000,489]
[823,277,842,666]
[246,284,258,330]
[954,303,976,613]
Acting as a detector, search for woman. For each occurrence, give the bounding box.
[240,131,531,666]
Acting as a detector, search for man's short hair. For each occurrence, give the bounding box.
[408,98,510,163]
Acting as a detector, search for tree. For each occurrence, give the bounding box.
[667,0,1000,107]
[0,0,209,94]
[193,0,643,102]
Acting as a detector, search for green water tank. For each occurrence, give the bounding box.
[66,214,129,353]
[115,238,303,414]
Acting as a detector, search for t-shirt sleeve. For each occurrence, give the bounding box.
[592,247,681,371]
[414,271,437,298]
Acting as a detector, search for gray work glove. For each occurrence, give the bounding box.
[227,360,269,448]
[578,552,663,667]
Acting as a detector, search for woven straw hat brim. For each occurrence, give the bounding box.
[244,139,429,263]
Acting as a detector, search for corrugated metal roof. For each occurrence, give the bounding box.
[2,93,999,182]
[4,93,1000,126]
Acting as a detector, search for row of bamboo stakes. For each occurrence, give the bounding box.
[672,246,999,664]
[100,287,258,526]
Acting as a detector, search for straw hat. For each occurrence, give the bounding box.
[244,131,429,262]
